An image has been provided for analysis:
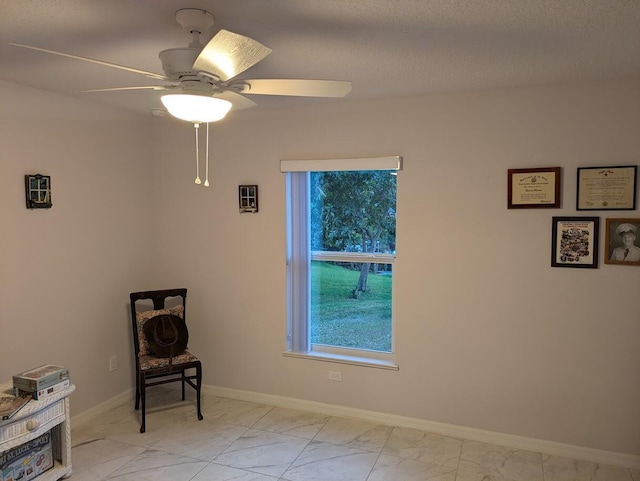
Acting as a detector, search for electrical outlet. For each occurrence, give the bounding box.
[328,371,342,382]
[109,355,118,372]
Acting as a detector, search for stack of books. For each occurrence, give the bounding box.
[12,364,71,401]
[1,365,71,421]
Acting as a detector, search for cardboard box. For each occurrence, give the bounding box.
[18,380,70,401]
[12,365,69,393]
[0,432,53,481]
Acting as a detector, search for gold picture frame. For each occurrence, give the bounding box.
[604,218,640,266]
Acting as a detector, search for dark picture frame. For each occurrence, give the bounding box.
[238,185,258,213]
[551,216,599,268]
[24,174,52,209]
[576,165,637,210]
[508,167,561,209]
[604,218,640,266]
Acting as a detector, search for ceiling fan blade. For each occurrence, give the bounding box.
[9,43,169,81]
[79,85,172,93]
[230,79,352,97]
[214,90,257,111]
[193,29,272,82]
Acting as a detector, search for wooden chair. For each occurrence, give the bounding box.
[129,288,203,433]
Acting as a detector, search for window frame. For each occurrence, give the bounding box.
[282,157,401,369]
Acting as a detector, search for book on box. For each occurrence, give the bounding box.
[12,365,70,393]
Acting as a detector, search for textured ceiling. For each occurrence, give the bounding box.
[1,0,639,117]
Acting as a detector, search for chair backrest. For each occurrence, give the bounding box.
[130,288,188,358]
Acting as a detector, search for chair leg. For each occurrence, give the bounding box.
[196,363,203,421]
[181,371,186,401]
[139,372,146,433]
[134,365,141,410]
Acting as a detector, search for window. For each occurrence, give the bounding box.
[282,157,400,368]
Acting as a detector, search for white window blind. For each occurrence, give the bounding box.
[281,156,402,173]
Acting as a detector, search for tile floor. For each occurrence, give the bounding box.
[70,388,640,481]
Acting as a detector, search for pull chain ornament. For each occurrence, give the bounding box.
[204,122,210,187]
[193,123,201,184]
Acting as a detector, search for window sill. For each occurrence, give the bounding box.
[282,351,399,370]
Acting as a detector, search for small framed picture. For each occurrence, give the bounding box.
[551,217,599,268]
[25,174,52,209]
[576,165,637,210]
[239,185,258,213]
[604,218,640,265]
[508,167,561,209]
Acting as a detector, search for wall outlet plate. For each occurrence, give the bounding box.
[109,356,118,372]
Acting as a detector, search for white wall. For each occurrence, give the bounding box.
[1,79,638,456]
[150,80,640,455]
[0,81,154,414]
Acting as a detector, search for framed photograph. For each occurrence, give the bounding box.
[24,174,52,209]
[551,217,599,268]
[238,185,258,213]
[508,167,561,209]
[576,165,637,210]
[604,218,640,265]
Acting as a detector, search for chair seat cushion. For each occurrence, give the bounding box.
[139,351,199,371]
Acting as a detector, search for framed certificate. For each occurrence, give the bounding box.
[551,217,599,269]
[508,167,561,209]
[576,165,637,210]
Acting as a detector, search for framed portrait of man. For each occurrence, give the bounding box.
[604,218,640,266]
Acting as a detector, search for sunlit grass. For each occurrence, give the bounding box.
[310,261,392,352]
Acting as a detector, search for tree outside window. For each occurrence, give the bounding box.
[309,170,396,352]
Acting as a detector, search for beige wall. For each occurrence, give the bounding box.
[0,81,153,414]
[1,79,639,455]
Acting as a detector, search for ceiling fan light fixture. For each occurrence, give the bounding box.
[160,93,231,123]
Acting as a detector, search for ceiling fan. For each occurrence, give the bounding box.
[10,8,352,187]
[10,8,352,122]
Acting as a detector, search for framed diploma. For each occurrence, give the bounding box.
[508,167,561,209]
[576,165,637,210]
[551,217,599,269]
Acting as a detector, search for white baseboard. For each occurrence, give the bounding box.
[69,384,640,469]
[203,384,640,470]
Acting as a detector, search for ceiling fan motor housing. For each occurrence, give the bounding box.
[159,48,202,81]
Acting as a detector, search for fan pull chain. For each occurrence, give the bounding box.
[204,122,210,187]
[193,123,201,185]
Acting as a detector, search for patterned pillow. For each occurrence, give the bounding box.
[135,305,184,357]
